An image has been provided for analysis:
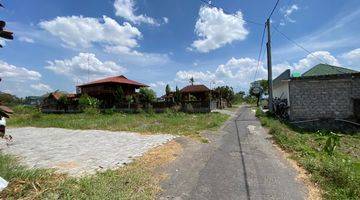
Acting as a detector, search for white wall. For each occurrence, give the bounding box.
[273,80,290,106]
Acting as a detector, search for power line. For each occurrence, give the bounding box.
[272,26,328,64]
[254,24,266,81]
[199,0,263,26]
[268,0,281,19]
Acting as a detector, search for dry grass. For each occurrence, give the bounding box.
[1,141,182,200]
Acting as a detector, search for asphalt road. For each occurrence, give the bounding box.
[160,105,307,200]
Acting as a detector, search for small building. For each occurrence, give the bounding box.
[41,92,78,113]
[180,84,211,102]
[273,64,360,121]
[77,75,148,108]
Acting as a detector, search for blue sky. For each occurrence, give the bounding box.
[1,0,360,97]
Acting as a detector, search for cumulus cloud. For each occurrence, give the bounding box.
[31,83,52,92]
[292,51,340,72]
[46,53,127,83]
[341,48,360,70]
[190,6,249,53]
[175,57,266,92]
[39,15,142,53]
[114,0,160,25]
[176,70,216,83]
[280,4,299,25]
[0,60,41,81]
[18,36,35,43]
[0,60,45,97]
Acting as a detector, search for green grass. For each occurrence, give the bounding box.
[0,141,180,200]
[8,106,229,141]
[256,109,360,199]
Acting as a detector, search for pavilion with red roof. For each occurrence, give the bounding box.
[77,75,148,108]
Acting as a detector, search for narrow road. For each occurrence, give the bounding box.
[160,105,308,200]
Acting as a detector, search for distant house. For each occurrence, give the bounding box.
[273,64,360,121]
[180,84,211,102]
[41,92,77,113]
[77,75,148,108]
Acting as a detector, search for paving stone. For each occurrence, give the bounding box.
[0,127,175,176]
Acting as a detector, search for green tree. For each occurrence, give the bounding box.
[189,77,195,85]
[259,79,269,95]
[249,81,264,106]
[139,88,156,106]
[165,84,171,95]
[125,95,133,109]
[114,86,124,104]
[174,86,181,104]
[213,86,235,104]
[78,94,100,109]
[57,95,70,112]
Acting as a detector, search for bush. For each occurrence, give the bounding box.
[83,107,100,115]
[139,88,156,106]
[78,94,101,110]
[184,103,194,113]
[12,105,38,115]
[146,107,155,115]
[103,107,116,115]
[257,109,360,199]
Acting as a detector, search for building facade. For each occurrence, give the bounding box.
[273,64,360,121]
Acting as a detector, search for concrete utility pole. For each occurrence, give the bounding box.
[266,18,274,112]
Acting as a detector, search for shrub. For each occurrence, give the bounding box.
[139,88,156,106]
[78,94,100,110]
[12,105,37,115]
[83,107,100,115]
[103,107,116,115]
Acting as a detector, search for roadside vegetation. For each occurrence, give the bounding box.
[8,106,229,141]
[256,110,360,199]
[0,140,181,199]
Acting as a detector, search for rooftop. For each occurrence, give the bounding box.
[302,64,358,77]
[180,85,210,93]
[77,75,148,88]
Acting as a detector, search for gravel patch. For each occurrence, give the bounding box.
[0,127,175,176]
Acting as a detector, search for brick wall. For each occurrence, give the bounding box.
[289,77,359,120]
[352,77,360,99]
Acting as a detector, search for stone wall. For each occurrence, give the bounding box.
[352,77,360,99]
[289,77,360,120]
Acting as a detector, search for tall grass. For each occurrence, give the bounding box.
[256,110,360,199]
[8,105,229,140]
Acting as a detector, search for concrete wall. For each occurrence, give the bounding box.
[289,77,360,120]
[273,81,290,105]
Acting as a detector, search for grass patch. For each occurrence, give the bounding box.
[1,141,181,199]
[8,106,229,141]
[256,109,360,199]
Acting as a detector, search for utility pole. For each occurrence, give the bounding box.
[266,18,273,112]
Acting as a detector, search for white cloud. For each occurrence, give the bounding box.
[175,57,266,92]
[280,4,299,25]
[45,53,127,83]
[190,6,249,53]
[341,48,360,70]
[176,70,216,83]
[114,0,159,25]
[292,51,340,72]
[163,17,169,24]
[18,36,35,43]
[0,39,6,47]
[0,60,45,97]
[31,83,52,92]
[39,15,142,53]
[0,60,41,81]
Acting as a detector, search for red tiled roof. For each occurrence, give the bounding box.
[180,85,210,93]
[77,75,148,88]
[51,92,76,100]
